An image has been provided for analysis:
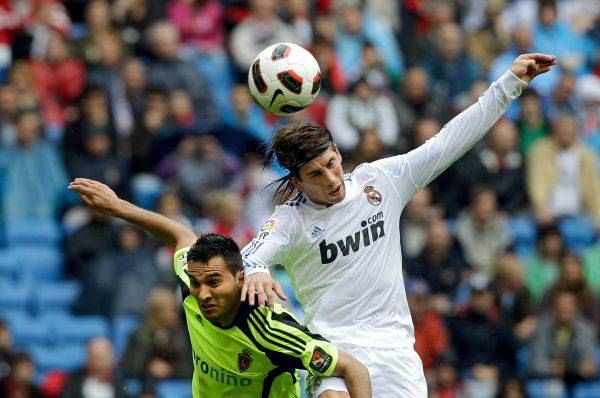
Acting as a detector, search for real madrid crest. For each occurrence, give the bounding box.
[364,185,382,206]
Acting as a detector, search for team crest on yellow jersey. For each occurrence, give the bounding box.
[237,349,253,372]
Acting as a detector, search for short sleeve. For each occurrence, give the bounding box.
[247,306,339,377]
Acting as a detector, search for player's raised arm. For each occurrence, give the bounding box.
[373,53,556,203]
[68,178,197,250]
[240,212,291,309]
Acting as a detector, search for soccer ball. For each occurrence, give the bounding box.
[248,42,321,116]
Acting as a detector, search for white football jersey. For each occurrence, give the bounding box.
[242,71,527,348]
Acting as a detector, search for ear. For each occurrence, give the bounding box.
[290,175,302,191]
[236,270,245,288]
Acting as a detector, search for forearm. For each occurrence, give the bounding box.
[333,350,372,398]
[111,199,196,249]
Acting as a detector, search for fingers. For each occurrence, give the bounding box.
[240,280,249,302]
[247,283,256,306]
[523,53,557,63]
[256,284,267,308]
[273,281,288,301]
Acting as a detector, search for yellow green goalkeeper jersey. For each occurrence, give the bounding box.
[173,248,339,398]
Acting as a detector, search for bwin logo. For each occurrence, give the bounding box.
[319,212,385,264]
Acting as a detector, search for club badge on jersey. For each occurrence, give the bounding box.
[237,349,253,373]
[364,185,382,206]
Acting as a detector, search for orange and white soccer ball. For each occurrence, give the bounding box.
[248,42,321,115]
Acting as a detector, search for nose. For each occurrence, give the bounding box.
[323,169,337,187]
[196,284,212,303]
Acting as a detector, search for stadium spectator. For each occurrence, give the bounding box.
[400,187,439,259]
[533,0,593,76]
[29,31,85,128]
[280,0,312,46]
[395,67,448,151]
[344,128,387,171]
[0,83,18,145]
[112,0,164,52]
[221,84,271,144]
[541,252,599,323]
[334,0,405,84]
[66,128,129,198]
[547,73,584,120]
[161,134,240,214]
[145,21,218,128]
[449,119,526,213]
[407,279,450,372]
[116,57,148,139]
[492,254,536,342]
[129,88,176,174]
[198,190,255,247]
[446,274,517,397]
[73,0,114,65]
[310,38,348,98]
[405,219,469,306]
[524,224,565,302]
[0,319,12,381]
[527,290,597,389]
[0,108,68,221]
[229,0,295,73]
[166,0,232,112]
[516,88,549,155]
[423,22,481,103]
[61,337,127,398]
[527,113,600,226]
[122,288,193,382]
[0,352,41,398]
[325,76,399,152]
[428,355,465,398]
[466,0,511,72]
[64,86,117,165]
[74,224,160,318]
[456,187,512,277]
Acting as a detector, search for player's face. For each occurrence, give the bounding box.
[292,146,346,206]
[187,257,244,327]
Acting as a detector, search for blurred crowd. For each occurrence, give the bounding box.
[0,0,599,397]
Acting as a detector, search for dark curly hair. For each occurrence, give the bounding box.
[264,122,335,202]
[187,233,243,275]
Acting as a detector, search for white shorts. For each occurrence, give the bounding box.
[307,345,427,398]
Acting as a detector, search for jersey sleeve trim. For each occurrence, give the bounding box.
[173,247,191,288]
[248,310,305,356]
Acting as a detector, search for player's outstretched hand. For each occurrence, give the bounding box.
[68,178,121,216]
[241,272,288,310]
[509,53,557,83]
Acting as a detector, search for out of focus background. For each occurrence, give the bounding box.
[0,0,598,397]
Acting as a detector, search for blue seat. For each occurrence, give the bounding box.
[573,381,600,398]
[507,216,537,255]
[34,281,82,314]
[0,282,30,312]
[5,219,62,246]
[6,312,51,347]
[156,380,192,398]
[559,217,597,252]
[526,379,566,398]
[112,315,140,358]
[51,315,110,344]
[12,245,63,281]
[28,343,86,373]
[131,173,164,210]
[0,249,19,281]
[124,379,142,397]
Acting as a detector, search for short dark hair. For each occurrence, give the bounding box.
[264,122,335,201]
[187,233,243,275]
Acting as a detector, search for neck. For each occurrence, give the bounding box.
[215,300,242,328]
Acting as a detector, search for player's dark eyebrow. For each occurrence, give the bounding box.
[183,269,198,284]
